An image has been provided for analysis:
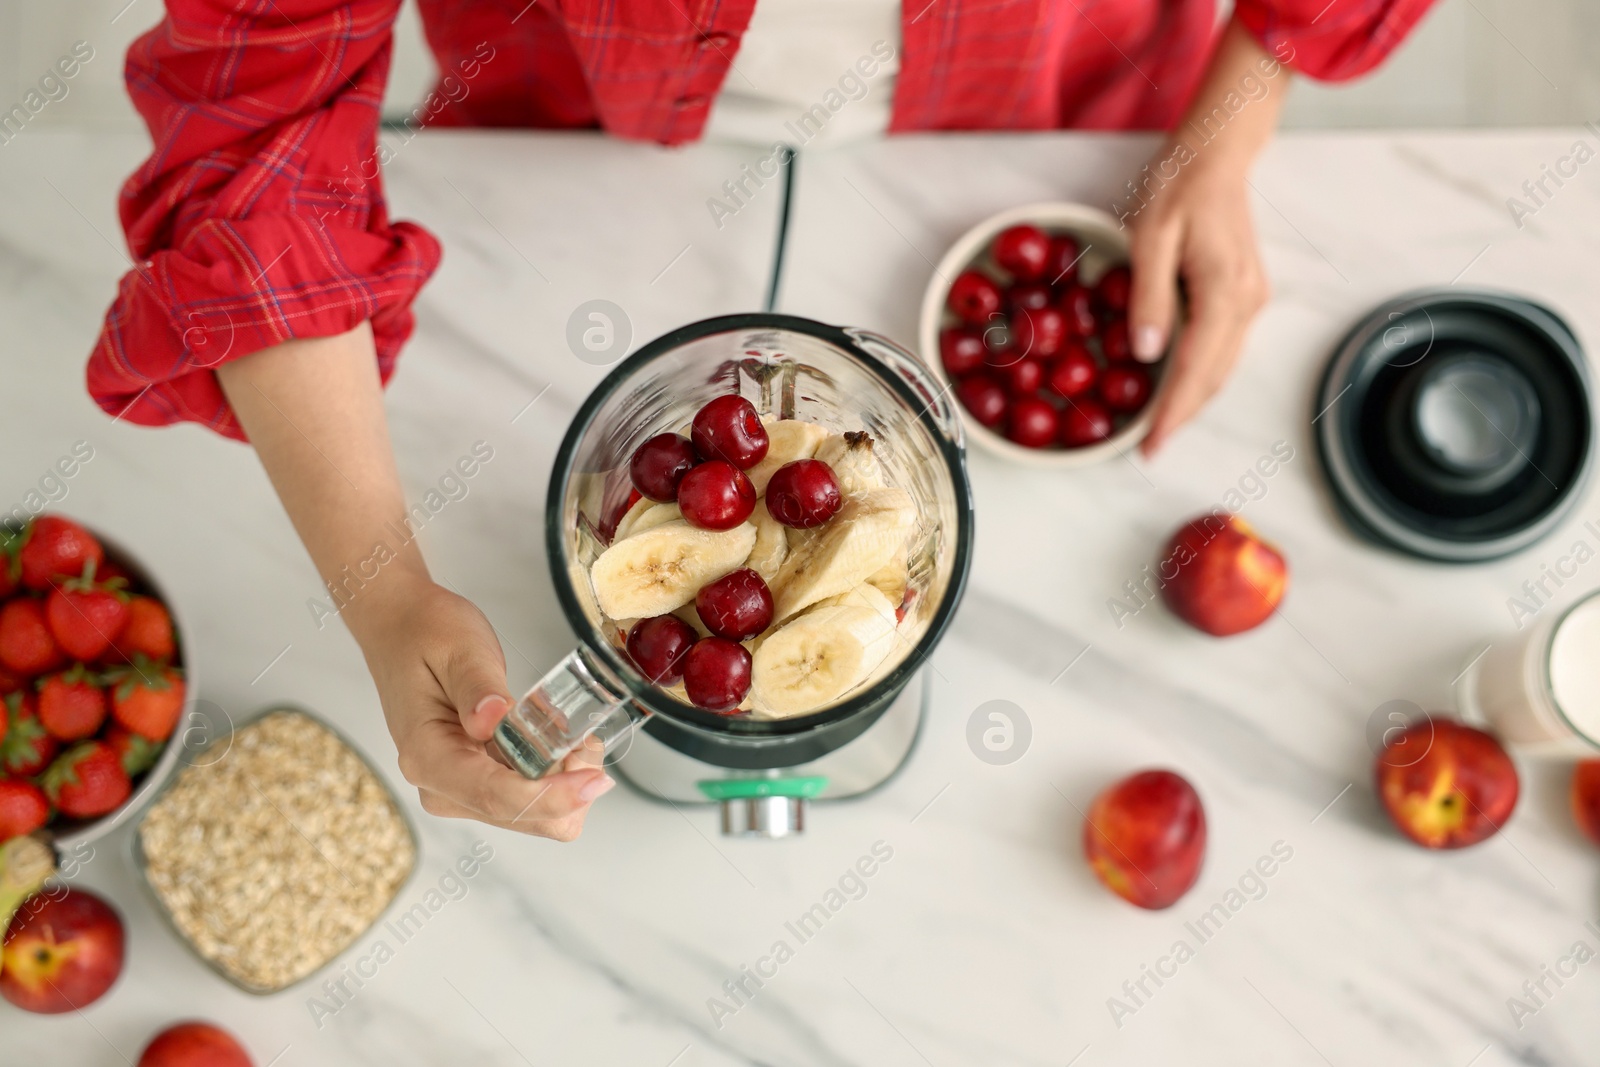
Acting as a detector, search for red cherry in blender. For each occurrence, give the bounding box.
[1060,397,1114,447]
[1047,344,1098,399]
[683,637,753,712]
[947,270,1003,325]
[691,395,768,469]
[1006,397,1060,449]
[1007,283,1053,312]
[1061,286,1096,338]
[1046,233,1082,285]
[939,327,987,377]
[629,433,698,501]
[626,615,697,685]
[695,569,774,641]
[955,374,1009,428]
[1097,265,1132,313]
[765,460,843,529]
[991,224,1051,281]
[1012,305,1067,361]
[677,461,755,530]
[997,356,1045,397]
[1100,316,1133,362]
[1101,365,1152,413]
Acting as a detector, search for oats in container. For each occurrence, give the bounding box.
[134,708,416,993]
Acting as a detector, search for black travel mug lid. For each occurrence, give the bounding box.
[1315,289,1594,562]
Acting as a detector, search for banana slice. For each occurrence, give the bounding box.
[613,498,682,542]
[864,542,910,607]
[770,488,915,620]
[672,601,712,638]
[747,418,831,494]
[591,520,757,619]
[744,499,789,583]
[814,430,885,495]
[749,595,899,717]
[610,496,654,543]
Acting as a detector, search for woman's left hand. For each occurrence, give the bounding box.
[1126,148,1270,457]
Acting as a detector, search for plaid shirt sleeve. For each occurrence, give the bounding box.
[1234,0,1437,81]
[87,0,441,441]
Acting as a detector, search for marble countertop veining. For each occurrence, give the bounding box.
[3,127,1600,1067]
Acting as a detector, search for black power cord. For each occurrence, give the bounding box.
[763,146,798,313]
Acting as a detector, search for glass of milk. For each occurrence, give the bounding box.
[1459,588,1600,754]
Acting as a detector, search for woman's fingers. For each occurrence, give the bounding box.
[1142,280,1245,455]
[1128,217,1184,364]
[399,717,614,827]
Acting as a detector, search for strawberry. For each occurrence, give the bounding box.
[104,724,164,776]
[0,666,23,694]
[108,658,186,741]
[43,742,130,818]
[116,595,175,662]
[18,515,103,591]
[0,525,22,598]
[0,779,50,841]
[37,666,108,741]
[1,692,58,777]
[45,562,129,662]
[0,599,65,676]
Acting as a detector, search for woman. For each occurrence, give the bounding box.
[87,0,1433,840]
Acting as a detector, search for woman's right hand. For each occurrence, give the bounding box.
[348,575,614,840]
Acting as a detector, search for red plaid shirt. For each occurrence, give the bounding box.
[90,0,1434,439]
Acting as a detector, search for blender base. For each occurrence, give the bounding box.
[611,669,928,805]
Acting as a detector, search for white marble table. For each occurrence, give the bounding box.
[5,127,1600,1067]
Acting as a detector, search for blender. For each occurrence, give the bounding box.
[495,314,974,836]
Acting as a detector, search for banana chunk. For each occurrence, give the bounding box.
[770,488,915,620]
[744,499,789,583]
[864,542,910,607]
[747,417,831,495]
[591,520,756,620]
[814,430,885,495]
[750,594,899,717]
[613,499,681,542]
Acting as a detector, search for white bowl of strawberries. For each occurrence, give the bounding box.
[0,514,189,851]
[919,202,1171,465]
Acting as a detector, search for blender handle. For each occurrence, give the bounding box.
[493,646,645,779]
[844,327,967,447]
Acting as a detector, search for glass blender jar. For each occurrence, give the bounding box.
[495,314,973,818]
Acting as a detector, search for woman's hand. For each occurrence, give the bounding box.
[1124,15,1291,456]
[217,326,611,842]
[1127,150,1270,456]
[348,575,613,840]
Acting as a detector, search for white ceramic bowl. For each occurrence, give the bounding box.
[917,202,1171,467]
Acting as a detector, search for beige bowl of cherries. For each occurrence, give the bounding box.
[918,202,1171,465]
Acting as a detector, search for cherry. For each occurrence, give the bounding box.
[1007,397,1060,449]
[992,224,1051,281]
[691,395,768,469]
[765,460,843,528]
[1101,365,1153,413]
[981,317,1013,359]
[947,270,1003,325]
[1100,315,1133,362]
[1060,397,1114,447]
[1097,265,1132,313]
[1047,344,1098,399]
[695,568,774,641]
[629,433,698,502]
[997,356,1045,397]
[626,615,697,685]
[939,327,987,377]
[683,637,752,713]
[1060,287,1096,338]
[955,374,1008,428]
[1008,283,1053,312]
[677,461,755,530]
[1046,234,1082,286]
[1013,305,1067,361]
